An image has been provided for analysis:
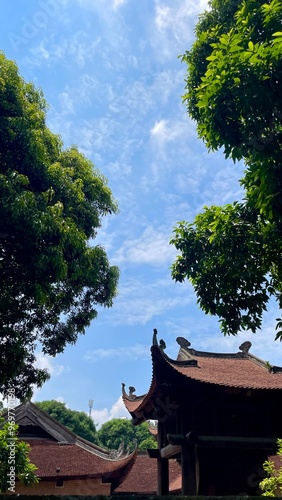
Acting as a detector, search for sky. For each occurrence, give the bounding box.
[1,0,282,428]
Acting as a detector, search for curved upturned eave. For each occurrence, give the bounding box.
[123,343,282,416]
[122,345,163,418]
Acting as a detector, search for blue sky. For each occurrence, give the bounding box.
[1,0,282,427]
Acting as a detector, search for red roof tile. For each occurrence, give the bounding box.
[170,351,282,390]
[169,473,182,493]
[26,439,136,479]
[114,453,181,494]
[122,342,282,418]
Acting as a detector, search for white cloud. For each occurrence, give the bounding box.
[151,0,210,61]
[112,226,176,267]
[58,91,75,114]
[113,0,127,9]
[26,32,102,68]
[55,396,66,404]
[77,0,127,11]
[148,117,198,174]
[31,353,69,401]
[35,352,67,377]
[155,4,171,31]
[151,119,168,139]
[84,344,150,363]
[102,277,194,326]
[91,396,130,428]
[150,119,184,146]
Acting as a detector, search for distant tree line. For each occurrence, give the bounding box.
[36,400,157,450]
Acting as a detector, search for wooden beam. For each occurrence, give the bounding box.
[147,448,160,458]
[160,444,181,459]
[167,433,185,445]
[196,435,277,449]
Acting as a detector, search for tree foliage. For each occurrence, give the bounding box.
[96,418,157,451]
[171,0,282,338]
[35,400,97,443]
[260,438,282,496]
[0,52,119,398]
[0,419,38,493]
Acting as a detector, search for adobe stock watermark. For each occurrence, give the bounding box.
[152,396,179,422]
[8,0,64,53]
[237,464,266,496]
[6,387,17,493]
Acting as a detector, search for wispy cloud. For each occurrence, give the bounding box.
[112,226,176,267]
[151,0,209,61]
[103,277,194,326]
[26,32,102,68]
[84,344,150,363]
[150,119,183,145]
[113,0,127,9]
[77,0,127,11]
[155,0,208,57]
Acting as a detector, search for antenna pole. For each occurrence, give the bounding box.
[89,399,94,418]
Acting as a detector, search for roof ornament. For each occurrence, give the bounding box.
[116,441,125,457]
[122,383,137,400]
[152,328,167,351]
[128,386,136,399]
[176,337,191,349]
[239,341,252,354]
[152,328,158,346]
[159,339,166,351]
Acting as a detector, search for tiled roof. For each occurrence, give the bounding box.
[122,334,282,417]
[122,395,146,413]
[169,473,182,493]
[114,453,181,494]
[169,351,282,390]
[25,439,136,479]
[122,380,156,415]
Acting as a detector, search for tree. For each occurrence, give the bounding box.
[0,51,119,399]
[96,418,157,450]
[260,438,282,496]
[171,0,282,338]
[35,400,97,443]
[0,419,38,493]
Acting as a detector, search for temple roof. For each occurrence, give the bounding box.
[25,439,136,480]
[114,453,181,494]
[7,402,136,486]
[122,329,282,418]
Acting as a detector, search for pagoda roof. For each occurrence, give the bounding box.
[25,438,136,481]
[114,453,181,494]
[122,329,282,419]
[7,402,136,487]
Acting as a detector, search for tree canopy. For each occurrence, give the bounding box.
[171,0,282,338]
[35,402,157,450]
[96,418,157,451]
[35,400,97,443]
[0,52,119,398]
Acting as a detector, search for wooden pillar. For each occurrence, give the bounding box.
[157,456,169,495]
[157,419,169,495]
[181,443,198,495]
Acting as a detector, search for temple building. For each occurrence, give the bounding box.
[7,402,136,496]
[122,329,282,496]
